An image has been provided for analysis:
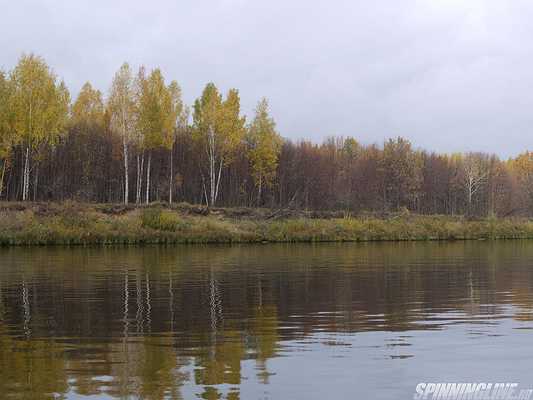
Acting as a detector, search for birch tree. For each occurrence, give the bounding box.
[247,98,282,205]
[462,152,488,212]
[71,82,105,127]
[133,66,147,204]
[193,83,245,206]
[137,69,184,203]
[165,81,186,204]
[0,71,15,198]
[108,63,136,204]
[9,54,70,201]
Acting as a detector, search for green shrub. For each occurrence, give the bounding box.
[140,208,184,232]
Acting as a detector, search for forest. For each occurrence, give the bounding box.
[1,53,533,218]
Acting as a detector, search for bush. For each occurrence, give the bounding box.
[140,208,184,232]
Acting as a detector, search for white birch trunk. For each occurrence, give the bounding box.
[136,154,140,204]
[123,136,129,204]
[22,147,30,201]
[136,152,144,205]
[25,154,29,201]
[208,127,216,206]
[20,152,25,201]
[145,152,151,204]
[0,159,6,199]
[214,157,223,205]
[169,147,173,204]
[468,176,473,206]
[205,125,227,206]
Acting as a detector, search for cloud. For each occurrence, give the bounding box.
[1,0,533,157]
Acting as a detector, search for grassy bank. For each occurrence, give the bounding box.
[1,202,533,246]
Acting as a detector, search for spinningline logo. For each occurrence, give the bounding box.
[414,383,533,400]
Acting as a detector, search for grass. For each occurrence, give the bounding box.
[1,202,533,246]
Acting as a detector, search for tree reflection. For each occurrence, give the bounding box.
[0,243,533,398]
[0,328,69,399]
[251,305,279,384]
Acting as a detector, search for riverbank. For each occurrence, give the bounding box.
[1,202,533,246]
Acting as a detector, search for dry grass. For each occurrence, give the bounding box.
[1,202,533,246]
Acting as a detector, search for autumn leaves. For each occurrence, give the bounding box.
[0,54,282,206]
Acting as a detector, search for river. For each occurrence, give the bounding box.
[1,242,533,399]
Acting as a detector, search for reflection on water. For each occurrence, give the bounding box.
[1,242,533,399]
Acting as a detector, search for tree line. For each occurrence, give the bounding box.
[1,53,533,217]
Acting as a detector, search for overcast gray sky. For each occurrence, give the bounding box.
[1,0,533,158]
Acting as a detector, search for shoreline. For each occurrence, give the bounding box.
[2,202,533,246]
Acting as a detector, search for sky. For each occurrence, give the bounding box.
[1,0,533,158]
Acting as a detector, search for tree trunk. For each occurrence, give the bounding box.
[0,159,6,199]
[20,150,24,200]
[26,154,30,201]
[467,177,473,215]
[136,154,140,204]
[208,127,216,206]
[145,152,151,204]
[210,155,215,206]
[139,152,145,204]
[214,157,223,206]
[136,152,144,204]
[169,147,173,204]
[123,138,129,204]
[22,147,30,201]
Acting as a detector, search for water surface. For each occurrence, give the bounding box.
[1,242,533,399]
